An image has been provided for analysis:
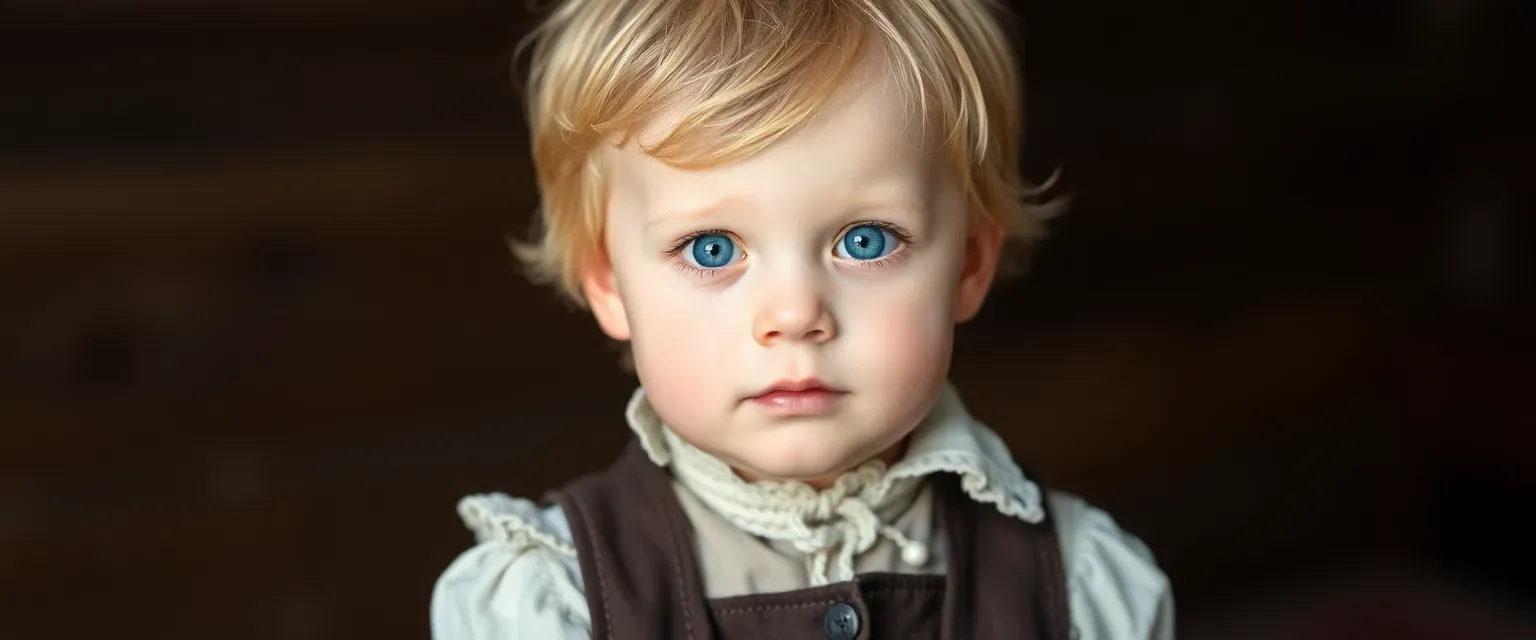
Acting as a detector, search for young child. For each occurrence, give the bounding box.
[433,1,1172,638]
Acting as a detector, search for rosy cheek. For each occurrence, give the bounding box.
[632,302,702,384]
[842,294,952,390]
[626,281,740,432]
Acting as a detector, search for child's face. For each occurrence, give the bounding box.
[585,50,1002,483]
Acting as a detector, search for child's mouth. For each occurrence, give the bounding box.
[749,380,847,416]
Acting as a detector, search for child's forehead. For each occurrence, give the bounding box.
[634,47,921,148]
[610,128,937,230]
[609,50,939,199]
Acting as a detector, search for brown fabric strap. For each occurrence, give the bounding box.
[937,471,1072,640]
[556,441,715,640]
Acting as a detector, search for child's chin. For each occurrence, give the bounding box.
[734,439,870,485]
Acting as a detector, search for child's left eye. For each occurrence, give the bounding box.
[834,224,900,261]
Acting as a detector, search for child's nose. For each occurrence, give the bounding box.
[752,288,836,347]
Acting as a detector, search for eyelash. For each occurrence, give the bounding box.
[663,229,737,279]
[844,221,917,260]
[661,221,916,278]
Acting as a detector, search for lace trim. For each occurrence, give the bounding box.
[662,428,926,585]
[456,494,588,625]
[889,449,1045,523]
[625,384,1046,524]
[623,383,1046,585]
[458,493,576,556]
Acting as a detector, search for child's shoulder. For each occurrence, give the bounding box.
[1044,489,1174,640]
[429,493,589,639]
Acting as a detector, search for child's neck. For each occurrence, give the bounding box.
[732,436,910,490]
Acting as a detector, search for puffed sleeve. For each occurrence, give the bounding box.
[1048,492,1175,640]
[430,493,592,640]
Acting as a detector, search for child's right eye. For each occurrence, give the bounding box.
[682,233,744,269]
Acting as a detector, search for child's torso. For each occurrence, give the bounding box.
[554,441,1071,640]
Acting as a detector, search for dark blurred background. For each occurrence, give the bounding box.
[1,0,1529,638]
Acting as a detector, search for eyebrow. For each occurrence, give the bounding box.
[643,195,930,229]
[644,196,755,230]
[846,199,930,217]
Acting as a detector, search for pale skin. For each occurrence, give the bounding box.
[581,48,1005,489]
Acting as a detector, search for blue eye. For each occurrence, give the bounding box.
[836,224,898,261]
[684,233,740,269]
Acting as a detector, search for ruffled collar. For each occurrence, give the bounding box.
[624,383,1045,584]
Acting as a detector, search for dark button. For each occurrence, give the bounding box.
[822,601,860,640]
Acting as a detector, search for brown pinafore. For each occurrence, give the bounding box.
[554,441,1072,640]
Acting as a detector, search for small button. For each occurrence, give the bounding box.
[822,601,860,640]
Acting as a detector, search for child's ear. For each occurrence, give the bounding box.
[953,220,1005,323]
[581,252,632,341]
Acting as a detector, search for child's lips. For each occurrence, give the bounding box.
[748,387,847,416]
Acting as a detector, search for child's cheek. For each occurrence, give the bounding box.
[623,275,748,432]
[835,280,955,415]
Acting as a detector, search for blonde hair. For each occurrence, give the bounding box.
[512,0,1060,306]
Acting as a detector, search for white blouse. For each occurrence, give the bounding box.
[432,386,1174,639]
